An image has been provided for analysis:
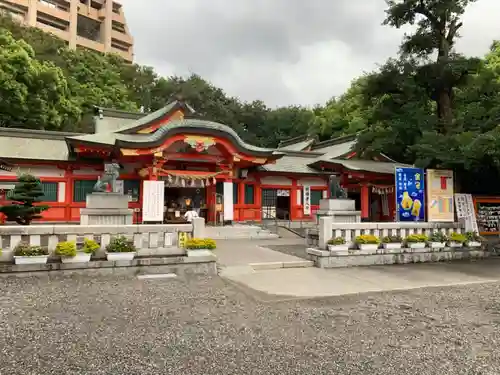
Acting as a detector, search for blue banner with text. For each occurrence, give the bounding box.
[395,167,425,222]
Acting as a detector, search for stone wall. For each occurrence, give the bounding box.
[0,218,206,262]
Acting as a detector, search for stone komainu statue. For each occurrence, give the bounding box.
[329,175,348,199]
[93,163,121,192]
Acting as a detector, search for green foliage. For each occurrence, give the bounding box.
[106,236,136,253]
[448,232,467,243]
[354,234,380,245]
[465,231,483,242]
[382,235,403,243]
[185,238,217,250]
[405,234,429,243]
[13,242,48,257]
[0,174,49,225]
[82,238,100,254]
[54,241,77,257]
[429,232,448,243]
[327,237,346,245]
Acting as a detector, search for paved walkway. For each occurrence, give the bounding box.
[222,258,500,298]
[215,238,307,267]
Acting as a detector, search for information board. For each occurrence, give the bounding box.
[454,194,479,233]
[142,180,165,222]
[395,167,425,221]
[475,201,500,234]
[426,169,454,222]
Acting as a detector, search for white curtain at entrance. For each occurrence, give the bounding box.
[223,182,234,221]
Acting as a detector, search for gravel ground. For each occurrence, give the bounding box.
[1,274,500,375]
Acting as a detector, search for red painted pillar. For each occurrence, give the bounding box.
[255,176,262,221]
[64,168,73,222]
[290,178,297,220]
[361,185,370,220]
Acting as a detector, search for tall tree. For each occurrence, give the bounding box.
[384,0,479,132]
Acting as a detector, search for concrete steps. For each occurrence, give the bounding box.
[206,225,279,240]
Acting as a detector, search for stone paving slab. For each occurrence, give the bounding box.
[223,260,500,298]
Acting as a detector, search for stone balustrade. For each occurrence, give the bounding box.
[0,218,206,262]
[310,217,463,249]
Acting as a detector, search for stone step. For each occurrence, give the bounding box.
[249,260,313,271]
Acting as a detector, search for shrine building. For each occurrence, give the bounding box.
[0,100,412,224]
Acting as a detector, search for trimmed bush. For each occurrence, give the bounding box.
[106,236,136,253]
[381,235,402,243]
[82,238,100,254]
[54,241,77,257]
[449,232,467,244]
[13,242,48,256]
[354,234,380,245]
[405,234,429,243]
[429,232,448,242]
[327,237,346,245]
[185,238,217,250]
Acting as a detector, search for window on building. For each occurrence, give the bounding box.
[41,182,58,202]
[244,184,255,204]
[124,180,140,202]
[302,189,324,205]
[73,180,96,202]
[233,183,239,204]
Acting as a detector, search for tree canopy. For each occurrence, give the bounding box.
[0,2,500,194]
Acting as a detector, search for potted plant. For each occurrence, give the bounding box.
[13,242,49,265]
[354,234,380,254]
[185,238,216,257]
[55,239,99,264]
[448,232,467,248]
[105,236,137,261]
[428,232,448,250]
[327,237,349,255]
[381,235,403,252]
[465,232,483,248]
[405,234,429,251]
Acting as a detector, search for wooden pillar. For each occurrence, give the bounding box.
[255,176,262,221]
[64,167,73,222]
[361,184,370,220]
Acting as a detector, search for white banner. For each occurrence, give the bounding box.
[223,181,234,221]
[142,181,165,222]
[454,194,478,233]
[303,185,311,215]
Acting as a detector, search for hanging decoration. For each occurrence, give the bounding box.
[212,177,216,185]
[371,185,394,195]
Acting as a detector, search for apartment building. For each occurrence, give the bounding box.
[0,0,133,62]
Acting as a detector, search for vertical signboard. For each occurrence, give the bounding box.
[142,180,165,222]
[395,167,425,222]
[426,169,454,222]
[454,194,479,233]
[303,185,311,216]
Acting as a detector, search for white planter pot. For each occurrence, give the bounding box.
[14,255,49,265]
[429,242,446,249]
[187,249,214,257]
[466,241,481,248]
[358,243,379,254]
[383,243,402,250]
[61,253,91,264]
[106,252,136,261]
[448,242,463,248]
[328,244,348,251]
[408,242,426,249]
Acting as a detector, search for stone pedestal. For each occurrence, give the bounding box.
[80,193,133,225]
[316,199,361,223]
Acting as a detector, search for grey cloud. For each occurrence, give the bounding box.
[119,0,500,107]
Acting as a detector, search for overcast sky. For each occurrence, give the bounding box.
[119,0,500,107]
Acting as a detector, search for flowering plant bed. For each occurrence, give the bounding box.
[185,238,216,257]
[405,234,428,249]
[327,237,349,254]
[381,235,402,250]
[13,242,49,265]
[105,236,136,261]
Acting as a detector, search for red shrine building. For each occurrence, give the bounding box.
[0,100,412,224]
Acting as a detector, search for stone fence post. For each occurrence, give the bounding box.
[319,216,333,250]
[192,217,206,239]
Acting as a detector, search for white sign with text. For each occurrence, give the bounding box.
[142,180,165,222]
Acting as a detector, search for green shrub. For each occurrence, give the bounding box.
[465,231,483,242]
[429,232,448,242]
[354,234,380,245]
[82,238,100,254]
[13,242,48,256]
[327,237,346,245]
[381,235,402,243]
[106,236,136,253]
[185,238,217,250]
[54,241,77,257]
[448,232,467,243]
[405,234,429,243]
